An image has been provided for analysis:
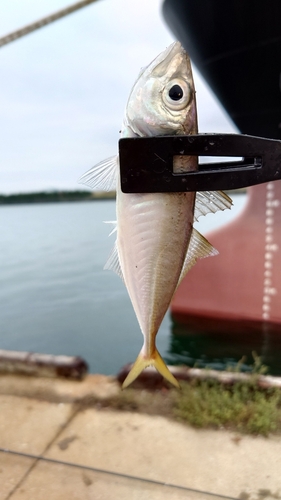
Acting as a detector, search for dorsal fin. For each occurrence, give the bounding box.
[194,191,232,221]
[177,228,218,287]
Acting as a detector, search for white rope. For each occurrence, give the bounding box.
[0,0,99,48]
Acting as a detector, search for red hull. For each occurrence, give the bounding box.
[171,181,281,329]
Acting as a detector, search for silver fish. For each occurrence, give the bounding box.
[80,42,232,388]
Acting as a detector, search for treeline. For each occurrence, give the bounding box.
[0,190,115,205]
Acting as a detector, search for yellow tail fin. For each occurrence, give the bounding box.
[122,349,180,389]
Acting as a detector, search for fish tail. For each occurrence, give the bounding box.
[122,348,180,389]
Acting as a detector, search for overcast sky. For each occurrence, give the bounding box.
[0,0,237,194]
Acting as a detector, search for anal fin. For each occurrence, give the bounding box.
[104,240,124,281]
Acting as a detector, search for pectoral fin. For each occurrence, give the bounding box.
[79,155,118,191]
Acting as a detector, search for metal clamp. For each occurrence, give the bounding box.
[119,134,281,192]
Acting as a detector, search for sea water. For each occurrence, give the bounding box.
[1,194,278,375]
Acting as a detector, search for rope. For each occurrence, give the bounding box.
[0,0,99,48]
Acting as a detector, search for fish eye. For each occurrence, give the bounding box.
[169,84,183,101]
[163,79,191,111]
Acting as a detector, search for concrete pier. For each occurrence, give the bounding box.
[0,373,280,499]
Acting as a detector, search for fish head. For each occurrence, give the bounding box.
[125,41,197,137]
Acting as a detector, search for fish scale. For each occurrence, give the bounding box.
[117,192,191,333]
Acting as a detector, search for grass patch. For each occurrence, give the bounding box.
[175,355,281,435]
[175,379,281,435]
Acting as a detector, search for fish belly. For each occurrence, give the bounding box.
[117,188,195,355]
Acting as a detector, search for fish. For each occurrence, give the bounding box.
[80,41,232,388]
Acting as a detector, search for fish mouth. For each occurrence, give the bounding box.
[160,41,186,63]
[149,41,187,76]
